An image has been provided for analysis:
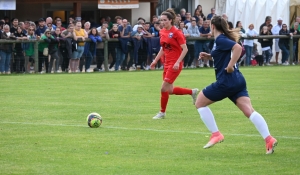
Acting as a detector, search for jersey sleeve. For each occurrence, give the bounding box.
[175,29,186,46]
[216,36,236,51]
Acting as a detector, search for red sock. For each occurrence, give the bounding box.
[160,91,169,113]
[172,87,192,95]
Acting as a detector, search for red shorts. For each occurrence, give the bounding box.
[162,63,183,84]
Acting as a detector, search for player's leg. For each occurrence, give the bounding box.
[195,90,224,149]
[153,80,173,119]
[235,96,277,154]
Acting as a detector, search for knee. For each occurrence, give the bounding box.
[160,87,172,94]
[243,107,255,118]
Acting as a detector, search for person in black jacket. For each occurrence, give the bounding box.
[14,26,28,73]
[259,26,273,66]
[289,22,300,65]
[44,29,60,73]
[278,24,292,65]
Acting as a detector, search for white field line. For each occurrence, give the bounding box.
[1,121,299,140]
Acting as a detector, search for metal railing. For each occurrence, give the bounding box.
[0,35,297,72]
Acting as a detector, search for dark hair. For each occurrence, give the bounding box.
[161,8,176,25]
[265,16,272,22]
[228,21,233,29]
[211,15,240,42]
[235,21,241,28]
[88,27,99,36]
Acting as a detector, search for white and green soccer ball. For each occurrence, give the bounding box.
[87,112,102,128]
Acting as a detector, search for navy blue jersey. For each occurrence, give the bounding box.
[211,34,238,79]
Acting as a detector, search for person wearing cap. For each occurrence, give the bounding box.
[207,8,216,20]
[131,25,147,69]
[35,18,47,36]
[132,19,145,31]
[271,17,283,64]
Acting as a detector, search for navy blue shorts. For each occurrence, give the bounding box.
[203,72,249,104]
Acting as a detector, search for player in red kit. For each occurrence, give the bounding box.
[150,8,199,119]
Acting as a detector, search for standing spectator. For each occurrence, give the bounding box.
[235,21,245,33]
[185,18,200,68]
[195,5,206,21]
[43,29,60,73]
[259,26,273,66]
[106,16,113,30]
[180,8,186,21]
[10,18,19,34]
[184,12,192,28]
[244,24,258,66]
[51,27,64,72]
[108,24,120,70]
[116,19,132,71]
[131,25,147,69]
[151,15,159,28]
[222,13,228,21]
[56,19,66,31]
[149,21,161,37]
[115,16,123,26]
[35,18,47,36]
[174,14,181,28]
[25,26,37,73]
[46,17,56,30]
[207,8,216,20]
[85,28,102,72]
[259,16,272,32]
[178,21,187,34]
[272,17,283,64]
[79,21,91,71]
[60,24,75,72]
[290,22,300,65]
[0,25,14,74]
[197,20,212,67]
[149,8,199,119]
[278,24,291,65]
[68,15,75,25]
[19,22,27,34]
[94,23,109,72]
[14,26,28,73]
[197,17,204,28]
[70,21,87,73]
[132,19,145,31]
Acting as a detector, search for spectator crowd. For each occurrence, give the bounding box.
[0,5,298,74]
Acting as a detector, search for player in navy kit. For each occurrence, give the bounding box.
[196,16,277,154]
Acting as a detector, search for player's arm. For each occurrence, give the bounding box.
[226,43,242,73]
[175,44,188,64]
[150,47,164,68]
[199,52,213,60]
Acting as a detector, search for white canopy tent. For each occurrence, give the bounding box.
[215,0,291,62]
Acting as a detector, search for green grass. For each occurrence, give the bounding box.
[0,66,299,175]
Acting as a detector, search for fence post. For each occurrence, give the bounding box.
[289,37,294,65]
[34,41,39,73]
[104,39,109,71]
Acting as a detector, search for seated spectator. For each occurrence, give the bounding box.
[207,8,216,20]
[184,19,200,68]
[258,26,273,66]
[14,26,28,73]
[0,25,14,74]
[279,24,291,65]
[244,24,258,66]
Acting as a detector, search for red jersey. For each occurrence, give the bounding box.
[159,26,186,67]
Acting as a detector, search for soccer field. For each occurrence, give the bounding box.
[0,66,299,175]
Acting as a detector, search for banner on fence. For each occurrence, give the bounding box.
[98,0,139,9]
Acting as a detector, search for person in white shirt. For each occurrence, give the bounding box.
[97,22,108,33]
[244,23,258,66]
[271,17,283,64]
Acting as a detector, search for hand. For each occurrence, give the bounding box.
[173,62,179,70]
[150,60,157,70]
[225,66,234,73]
[199,52,209,60]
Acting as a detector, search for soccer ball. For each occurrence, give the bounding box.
[87,112,102,128]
